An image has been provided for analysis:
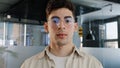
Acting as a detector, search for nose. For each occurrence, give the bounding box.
[58,21,65,29]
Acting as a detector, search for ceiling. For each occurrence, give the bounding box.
[105,0,120,3]
[72,0,120,23]
[0,0,48,22]
[0,0,100,21]
[0,0,120,24]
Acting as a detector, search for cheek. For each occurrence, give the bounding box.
[67,25,75,35]
[48,25,57,35]
[67,25,74,31]
[67,26,74,35]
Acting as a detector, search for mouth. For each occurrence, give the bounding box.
[56,33,67,39]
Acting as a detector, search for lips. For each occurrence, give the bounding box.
[57,34,67,36]
[56,33,67,38]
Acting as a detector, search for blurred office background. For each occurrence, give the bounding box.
[0,0,120,68]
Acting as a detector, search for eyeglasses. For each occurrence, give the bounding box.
[48,17,75,26]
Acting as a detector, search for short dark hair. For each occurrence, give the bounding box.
[46,0,75,20]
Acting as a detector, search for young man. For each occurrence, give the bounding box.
[21,0,103,68]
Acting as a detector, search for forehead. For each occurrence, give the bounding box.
[48,8,74,19]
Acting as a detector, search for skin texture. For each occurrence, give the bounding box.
[44,8,78,57]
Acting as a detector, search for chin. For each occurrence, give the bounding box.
[57,41,68,46]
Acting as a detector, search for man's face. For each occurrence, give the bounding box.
[45,8,78,46]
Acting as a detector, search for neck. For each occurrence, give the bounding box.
[49,43,74,57]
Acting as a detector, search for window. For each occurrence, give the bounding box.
[106,21,118,39]
[104,21,118,48]
[0,22,46,46]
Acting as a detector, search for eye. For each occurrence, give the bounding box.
[65,18,73,23]
[52,18,60,24]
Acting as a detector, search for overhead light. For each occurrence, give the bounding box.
[7,15,11,19]
[86,30,95,40]
[86,20,95,40]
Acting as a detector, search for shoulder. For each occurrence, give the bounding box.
[23,46,50,63]
[77,48,103,68]
[21,50,46,67]
[78,48,98,61]
[26,50,45,62]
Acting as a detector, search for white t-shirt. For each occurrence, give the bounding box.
[47,52,68,68]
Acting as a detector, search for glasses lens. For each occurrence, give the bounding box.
[51,18,60,24]
[49,17,74,26]
[65,18,74,24]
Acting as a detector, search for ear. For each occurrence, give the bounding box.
[44,22,49,33]
[74,22,78,32]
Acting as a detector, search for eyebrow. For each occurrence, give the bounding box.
[51,16,60,19]
[51,16,73,19]
[64,16,72,19]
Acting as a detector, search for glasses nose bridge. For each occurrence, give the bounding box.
[58,19,66,27]
[60,19,66,25]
